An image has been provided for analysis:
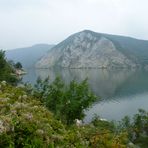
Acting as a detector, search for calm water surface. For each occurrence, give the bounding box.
[23,68,148,122]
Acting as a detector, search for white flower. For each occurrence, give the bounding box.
[0,98,10,103]
[0,120,6,134]
[18,96,22,100]
[11,110,17,115]
[1,81,6,86]
[22,95,27,100]
[100,118,107,121]
[13,102,28,109]
[33,105,38,109]
[24,113,33,120]
[36,129,44,135]
[75,119,82,126]
[17,84,25,88]
[66,100,71,105]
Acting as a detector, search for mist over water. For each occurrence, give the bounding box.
[23,68,148,122]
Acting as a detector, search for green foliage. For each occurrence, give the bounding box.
[0,81,147,147]
[0,50,6,68]
[14,62,22,69]
[0,81,129,148]
[8,61,23,70]
[34,77,97,124]
[63,79,97,124]
[118,109,148,147]
[0,50,18,84]
[91,115,115,131]
[0,82,66,147]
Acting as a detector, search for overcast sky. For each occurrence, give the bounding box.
[1,0,148,50]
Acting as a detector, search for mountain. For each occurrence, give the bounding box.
[36,30,148,69]
[6,44,54,68]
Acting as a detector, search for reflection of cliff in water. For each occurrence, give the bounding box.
[30,68,148,101]
[22,68,148,122]
[113,70,148,99]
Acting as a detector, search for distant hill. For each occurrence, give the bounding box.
[36,30,148,69]
[102,33,148,66]
[6,44,54,68]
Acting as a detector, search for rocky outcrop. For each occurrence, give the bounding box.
[36,30,136,69]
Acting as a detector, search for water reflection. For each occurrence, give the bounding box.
[23,68,148,121]
[23,68,135,98]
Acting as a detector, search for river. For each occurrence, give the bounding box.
[22,68,148,122]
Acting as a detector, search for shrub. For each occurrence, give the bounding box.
[0,50,18,85]
[0,82,66,147]
[117,109,148,147]
[34,77,97,124]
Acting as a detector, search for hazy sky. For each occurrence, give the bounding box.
[1,0,148,49]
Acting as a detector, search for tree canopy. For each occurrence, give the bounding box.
[0,50,18,84]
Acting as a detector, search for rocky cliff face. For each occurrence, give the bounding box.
[36,30,136,69]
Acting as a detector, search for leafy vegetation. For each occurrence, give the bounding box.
[0,77,147,147]
[14,62,23,69]
[118,109,148,148]
[0,55,147,147]
[0,82,65,147]
[8,60,22,70]
[0,50,18,84]
[33,77,97,125]
[0,81,128,147]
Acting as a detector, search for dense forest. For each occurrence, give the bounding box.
[0,50,147,147]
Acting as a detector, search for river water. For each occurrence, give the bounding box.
[22,68,148,122]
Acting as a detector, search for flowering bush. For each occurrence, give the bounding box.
[0,81,147,147]
[0,82,66,147]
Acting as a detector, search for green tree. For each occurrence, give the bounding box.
[0,50,18,84]
[60,79,97,124]
[15,62,22,69]
[0,82,129,147]
[34,77,97,124]
[118,109,148,148]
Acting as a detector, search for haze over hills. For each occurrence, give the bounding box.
[6,44,54,68]
[36,30,148,69]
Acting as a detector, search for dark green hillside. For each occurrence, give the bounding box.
[104,34,148,65]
